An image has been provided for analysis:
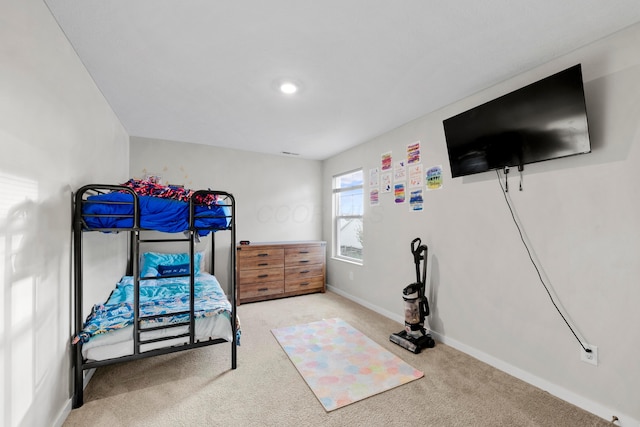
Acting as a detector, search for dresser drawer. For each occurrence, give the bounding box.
[238,248,284,269]
[238,254,284,270]
[285,246,325,266]
[238,266,285,284]
[240,281,285,299]
[285,264,324,283]
[285,276,324,293]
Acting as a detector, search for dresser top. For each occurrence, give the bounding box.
[237,240,326,250]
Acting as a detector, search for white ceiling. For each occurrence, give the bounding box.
[44,1,640,160]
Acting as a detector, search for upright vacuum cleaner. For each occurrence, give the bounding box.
[390,238,435,353]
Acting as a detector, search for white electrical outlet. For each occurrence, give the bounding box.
[580,344,598,366]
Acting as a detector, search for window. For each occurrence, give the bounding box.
[333,169,363,263]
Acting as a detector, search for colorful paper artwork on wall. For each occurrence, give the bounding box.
[407,141,420,164]
[394,183,405,203]
[381,151,392,171]
[370,189,379,206]
[369,167,379,188]
[394,161,406,182]
[366,139,442,211]
[409,189,423,211]
[426,165,443,190]
[408,164,423,188]
[381,173,392,193]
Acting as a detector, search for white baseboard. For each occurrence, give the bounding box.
[328,284,405,324]
[55,368,96,427]
[327,285,638,427]
[54,400,71,427]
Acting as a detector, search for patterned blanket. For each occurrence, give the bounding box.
[74,273,232,344]
[121,178,219,206]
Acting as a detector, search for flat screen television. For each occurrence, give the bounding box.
[443,64,591,178]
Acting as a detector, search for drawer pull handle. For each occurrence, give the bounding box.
[258,274,269,278]
[299,251,309,254]
[258,263,268,266]
[258,287,268,292]
[300,282,310,286]
[300,270,310,274]
[299,260,310,263]
[258,253,269,257]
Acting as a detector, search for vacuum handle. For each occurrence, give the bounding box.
[411,237,428,285]
[411,238,421,256]
[411,238,422,276]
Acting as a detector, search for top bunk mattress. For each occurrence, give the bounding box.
[78,181,232,234]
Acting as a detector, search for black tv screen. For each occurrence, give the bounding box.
[443,64,591,178]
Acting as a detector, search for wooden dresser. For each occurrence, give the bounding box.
[236,241,326,304]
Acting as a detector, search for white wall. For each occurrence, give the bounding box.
[323,23,640,425]
[0,1,129,426]
[130,137,323,293]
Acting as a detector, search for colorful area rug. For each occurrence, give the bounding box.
[271,317,423,411]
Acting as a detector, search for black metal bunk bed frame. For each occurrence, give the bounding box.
[72,184,237,408]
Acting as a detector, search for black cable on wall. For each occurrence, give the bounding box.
[496,169,591,354]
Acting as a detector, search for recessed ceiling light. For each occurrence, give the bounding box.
[272,78,303,96]
[279,82,298,94]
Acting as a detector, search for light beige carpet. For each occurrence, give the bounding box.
[63,291,611,427]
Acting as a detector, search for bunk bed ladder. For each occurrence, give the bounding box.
[133,232,197,354]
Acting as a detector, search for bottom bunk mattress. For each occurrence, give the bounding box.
[75,273,236,362]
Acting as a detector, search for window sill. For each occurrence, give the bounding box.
[331,256,363,266]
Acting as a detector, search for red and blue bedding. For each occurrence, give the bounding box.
[80,179,231,234]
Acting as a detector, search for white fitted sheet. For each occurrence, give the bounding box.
[82,313,233,361]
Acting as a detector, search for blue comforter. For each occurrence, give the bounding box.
[74,273,233,344]
[81,192,230,234]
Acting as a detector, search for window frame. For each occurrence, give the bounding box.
[332,168,364,264]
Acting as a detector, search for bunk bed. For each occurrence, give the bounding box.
[72,180,237,408]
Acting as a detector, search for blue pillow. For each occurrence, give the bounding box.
[157,263,190,276]
[140,251,203,277]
